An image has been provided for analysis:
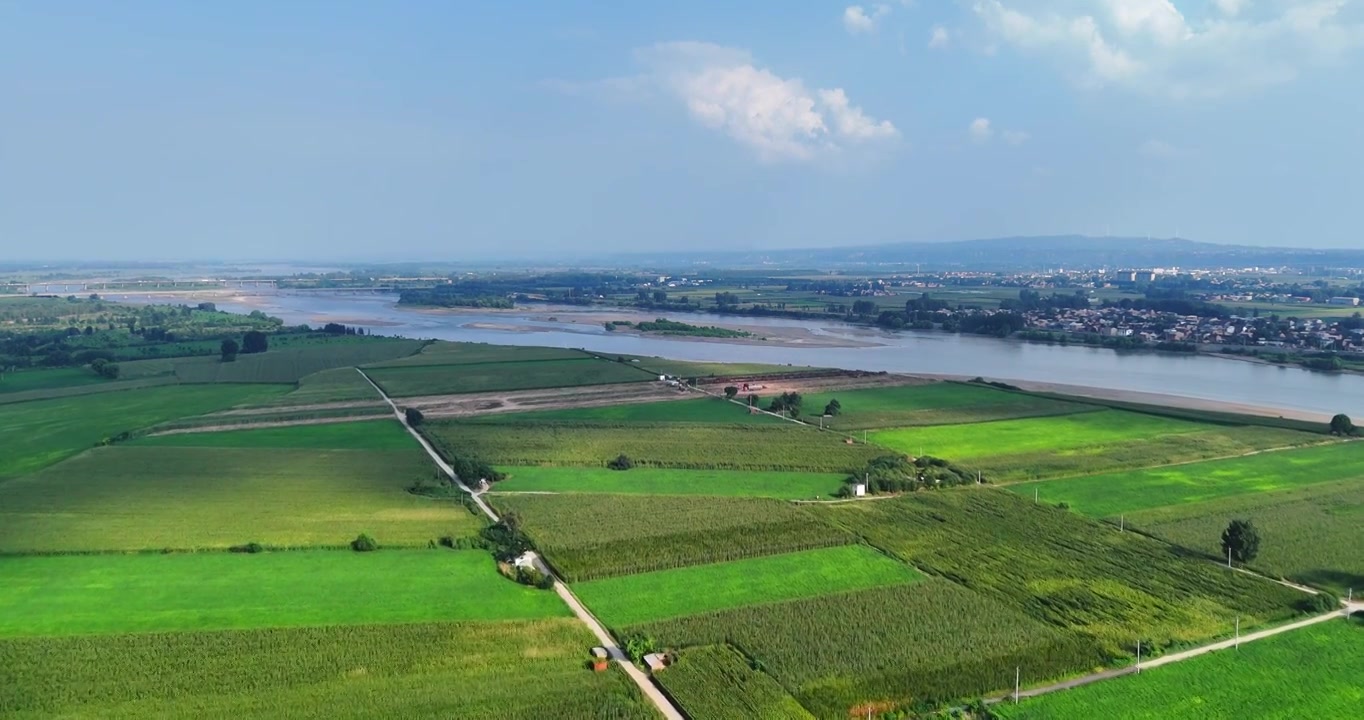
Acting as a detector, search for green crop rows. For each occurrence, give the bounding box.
[367,341,587,367]
[367,357,651,397]
[797,382,1095,430]
[132,419,414,450]
[657,645,816,720]
[467,397,782,425]
[494,466,845,499]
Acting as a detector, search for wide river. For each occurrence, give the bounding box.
[114,291,1364,419]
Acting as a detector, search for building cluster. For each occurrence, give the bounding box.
[1021,305,1364,351]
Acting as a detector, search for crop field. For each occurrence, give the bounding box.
[0,375,181,406]
[995,620,1364,720]
[0,367,109,394]
[1008,441,1364,518]
[614,355,821,378]
[467,397,782,425]
[0,383,290,478]
[119,339,425,384]
[0,618,654,720]
[1128,479,1364,595]
[133,419,414,450]
[427,422,883,472]
[0,446,482,552]
[815,490,1305,656]
[0,550,567,637]
[573,545,923,628]
[494,466,845,499]
[367,357,651,397]
[797,382,1096,430]
[632,581,1104,718]
[367,341,587,367]
[146,404,392,432]
[490,494,853,581]
[254,366,382,405]
[656,645,815,720]
[869,410,1326,482]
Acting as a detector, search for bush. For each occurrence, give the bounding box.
[1298,591,1340,614]
[607,454,634,471]
[405,407,425,427]
[229,542,265,554]
[350,533,379,552]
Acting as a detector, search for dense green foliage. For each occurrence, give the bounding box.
[490,494,853,581]
[798,382,1094,430]
[132,419,415,449]
[465,397,782,425]
[1221,519,1261,564]
[367,357,651,396]
[657,645,816,720]
[0,550,567,637]
[494,466,846,499]
[612,317,752,338]
[845,454,982,495]
[0,619,654,719]
[995,621,1364,720]
[815,490,1304,656]
[574,545,923,628]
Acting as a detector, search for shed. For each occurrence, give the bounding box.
[851,483,867,497]
[642,653,669,672]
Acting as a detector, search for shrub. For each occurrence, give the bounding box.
[228,542,265,554]
[405,407,425,427]
[607,454,634,471]
[350,533,379,552]
[1298,591,1340,614]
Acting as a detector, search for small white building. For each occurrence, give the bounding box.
[851,482,867,497]
[513,551,540,571]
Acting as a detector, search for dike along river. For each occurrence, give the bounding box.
[115,291,1364,420]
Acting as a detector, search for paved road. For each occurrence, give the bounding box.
[354,368,685,720]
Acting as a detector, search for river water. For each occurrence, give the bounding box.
[111,291,1364,419]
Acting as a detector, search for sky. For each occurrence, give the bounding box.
[3,1,1363,262]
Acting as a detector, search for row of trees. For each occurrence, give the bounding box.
[219,331,269,362]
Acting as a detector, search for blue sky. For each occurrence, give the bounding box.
[3,1,1362,262]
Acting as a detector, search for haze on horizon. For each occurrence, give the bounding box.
[3,1,1363,263]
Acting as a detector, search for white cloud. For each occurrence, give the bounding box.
[844,5,892,35]
[929,24,952,48]
[1003,129,1031,145]
[633,42,898,162]
[1140,138,1180,157]
[970,0,1364,98]
[969,117,994,143]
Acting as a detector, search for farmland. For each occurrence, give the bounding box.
[490,493,853,581]
[656,645,816,720]
[426,422,883,472]
[467,396,781,424]
[1128,479,1364,595]
[122,338,425,384]
[253,366,383,405]
[614,355,820,379]
[367,341,585,367]
[632,581,1104,718]
[1007,440,1364,518]
[815,490,1305,655]
[0,550,568,637]
[0,446,482,552]
[133,418,415,450]
[0,618,655,720]
[366,357,651,397]
[869,410,1326,481]
[573,545,923,627]
[995,620,1364,720]
[0,366,110,394]
[797,382,1095,430]
[494,466,845,499]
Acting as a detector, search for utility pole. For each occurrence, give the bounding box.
[1014,666,1020,704]
[1136,640,1141,674]
[1120,515,1124,532]
[1034,487,1039,504]
[1228,546,1233,569]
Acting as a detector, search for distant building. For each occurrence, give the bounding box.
[1328,297,1361,307]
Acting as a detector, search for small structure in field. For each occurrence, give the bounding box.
[851,482,867,497]
[590,647,610,672]
[642,652,670,673]
[513,551,540,571]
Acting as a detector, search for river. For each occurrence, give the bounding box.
[111,290,1364,419]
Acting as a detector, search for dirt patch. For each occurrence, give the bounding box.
[143,415,385,437]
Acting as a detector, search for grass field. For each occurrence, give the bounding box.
[494,466,845,499]
[815,490,1305,656]
[366,341,586,367]
[0,618,654,719]
[133,419,413,450]
[869,410,1326,482]
[614,355,819,379]
[119,339,426,384]
[1128,479,1364,595]
[633,581,1103,718]
[0,367,109,394]
[1008,441,1364,518]
[656,645,816,720]
[468,397,782,425]
[428,422,883,472]
[798,382,1095,430]
[490,494,853,581]
[996,620,1364,720]
[0,383,290,478]
[0,550,567,637]
[366,357,651,397]
[0,446,482,552]
[574,545,922,628]
[255,366,383,405]
[0,375,182,406]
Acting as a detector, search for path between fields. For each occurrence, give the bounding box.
[353,368,686,720]
[996,602,1363,705]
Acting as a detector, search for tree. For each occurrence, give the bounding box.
[607,454,634,471]
[723,386,739,399]
[220,338,239,362]
[405,407,425,427]
[823,398,842,416]
[1221,519,1260,564]
[242,330,269,354]
[747,394,760,407]
[1330,413,1356,436]
[350,533,379,552]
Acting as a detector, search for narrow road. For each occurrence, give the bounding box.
[353,368,685,720]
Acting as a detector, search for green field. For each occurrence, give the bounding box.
[574,545,923,628]
[494,466,845,499]
[0,383,290,478]
[1128,479,1364,595]
[996,620,1364,720]
[869,410,1326,482]
[815,490,1305,656]
[366,341,586,367]
[367,357,651,397]
[0,367,110,394]
[117,339,425,384]
[427,422,883,472]
[254,366,383,405]
[656,645,815,720]
[0,550,567,637]
[797,382,1094,430]
[0,618,654,719]
[132,419,413,450]
[615,355,819,379]
[490,494,853,582]
[1008,441,1364,518]
[633,581,1103,718]
[0,446,482,552]
[0,375,182,406]
[469,397,782,425]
